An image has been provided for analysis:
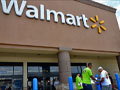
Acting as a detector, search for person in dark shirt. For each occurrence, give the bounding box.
[7,87,11,90]
[6,82,12,90]
[108,73,114,90]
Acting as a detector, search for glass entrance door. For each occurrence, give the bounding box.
[27,63,87,90]
[0,63,23,90]
[27,63,59,90]
[0,77,12,90]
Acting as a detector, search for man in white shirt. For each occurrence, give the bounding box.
[98,67,112,90]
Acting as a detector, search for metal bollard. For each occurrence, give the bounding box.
[68,77,74,90]
[95,74,101,90]
[115,73,120,90]
[33,78,38,90]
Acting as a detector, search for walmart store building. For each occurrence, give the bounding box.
[0,0,120,90]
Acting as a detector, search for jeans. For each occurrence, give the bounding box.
[101,84,112,90]
[83,83,93,90]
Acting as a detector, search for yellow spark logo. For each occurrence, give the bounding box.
[90,15,107,34]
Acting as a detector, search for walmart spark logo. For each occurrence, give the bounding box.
[90,15,107,34]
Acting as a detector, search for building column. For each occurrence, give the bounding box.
[58,48,72,84]
[23,61,27,90]
[117,56,120,71]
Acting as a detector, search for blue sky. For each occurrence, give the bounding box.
[92,0,120,29]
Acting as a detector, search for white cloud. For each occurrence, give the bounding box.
[117,16,120,29]
[92,0,107,4]
[116,5,120,29]
[117,5,120,10]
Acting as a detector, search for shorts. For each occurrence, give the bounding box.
[83,83,93,90]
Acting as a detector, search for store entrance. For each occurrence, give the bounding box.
[0,62,23,90]
[27,63,87,90]
[27,63,59,90]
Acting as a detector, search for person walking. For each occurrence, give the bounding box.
[98,67,112,90]
[54,78,60,90]
[82,63,97,90]
[108,73,115,90]
[76,74,83,90]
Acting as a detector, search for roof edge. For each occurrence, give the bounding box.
[74,0,116,13]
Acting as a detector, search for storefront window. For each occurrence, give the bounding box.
[50,66,58,72]
[28,63,59,90]
[39,67,42,72]
[0,63,23,90]
[71,66,82,74]
[28,66,42,73]
[71,66,78,73]
[78,66,82,73]
[28,66,39,72]
[14,66,23,75]
[13,79,23,90]
[0,66,13,75]
[81,66,86,71]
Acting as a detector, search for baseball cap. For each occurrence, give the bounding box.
[98,67,103,70]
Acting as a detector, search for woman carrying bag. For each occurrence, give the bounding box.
[76,74,83,90]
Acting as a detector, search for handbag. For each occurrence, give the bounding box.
[78,82,82,86]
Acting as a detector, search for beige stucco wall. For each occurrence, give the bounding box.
[0,0,120,53]
[0,52,119,79]
[0,52,58,90]
[0,52,119,89]
[0,52,58,63]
